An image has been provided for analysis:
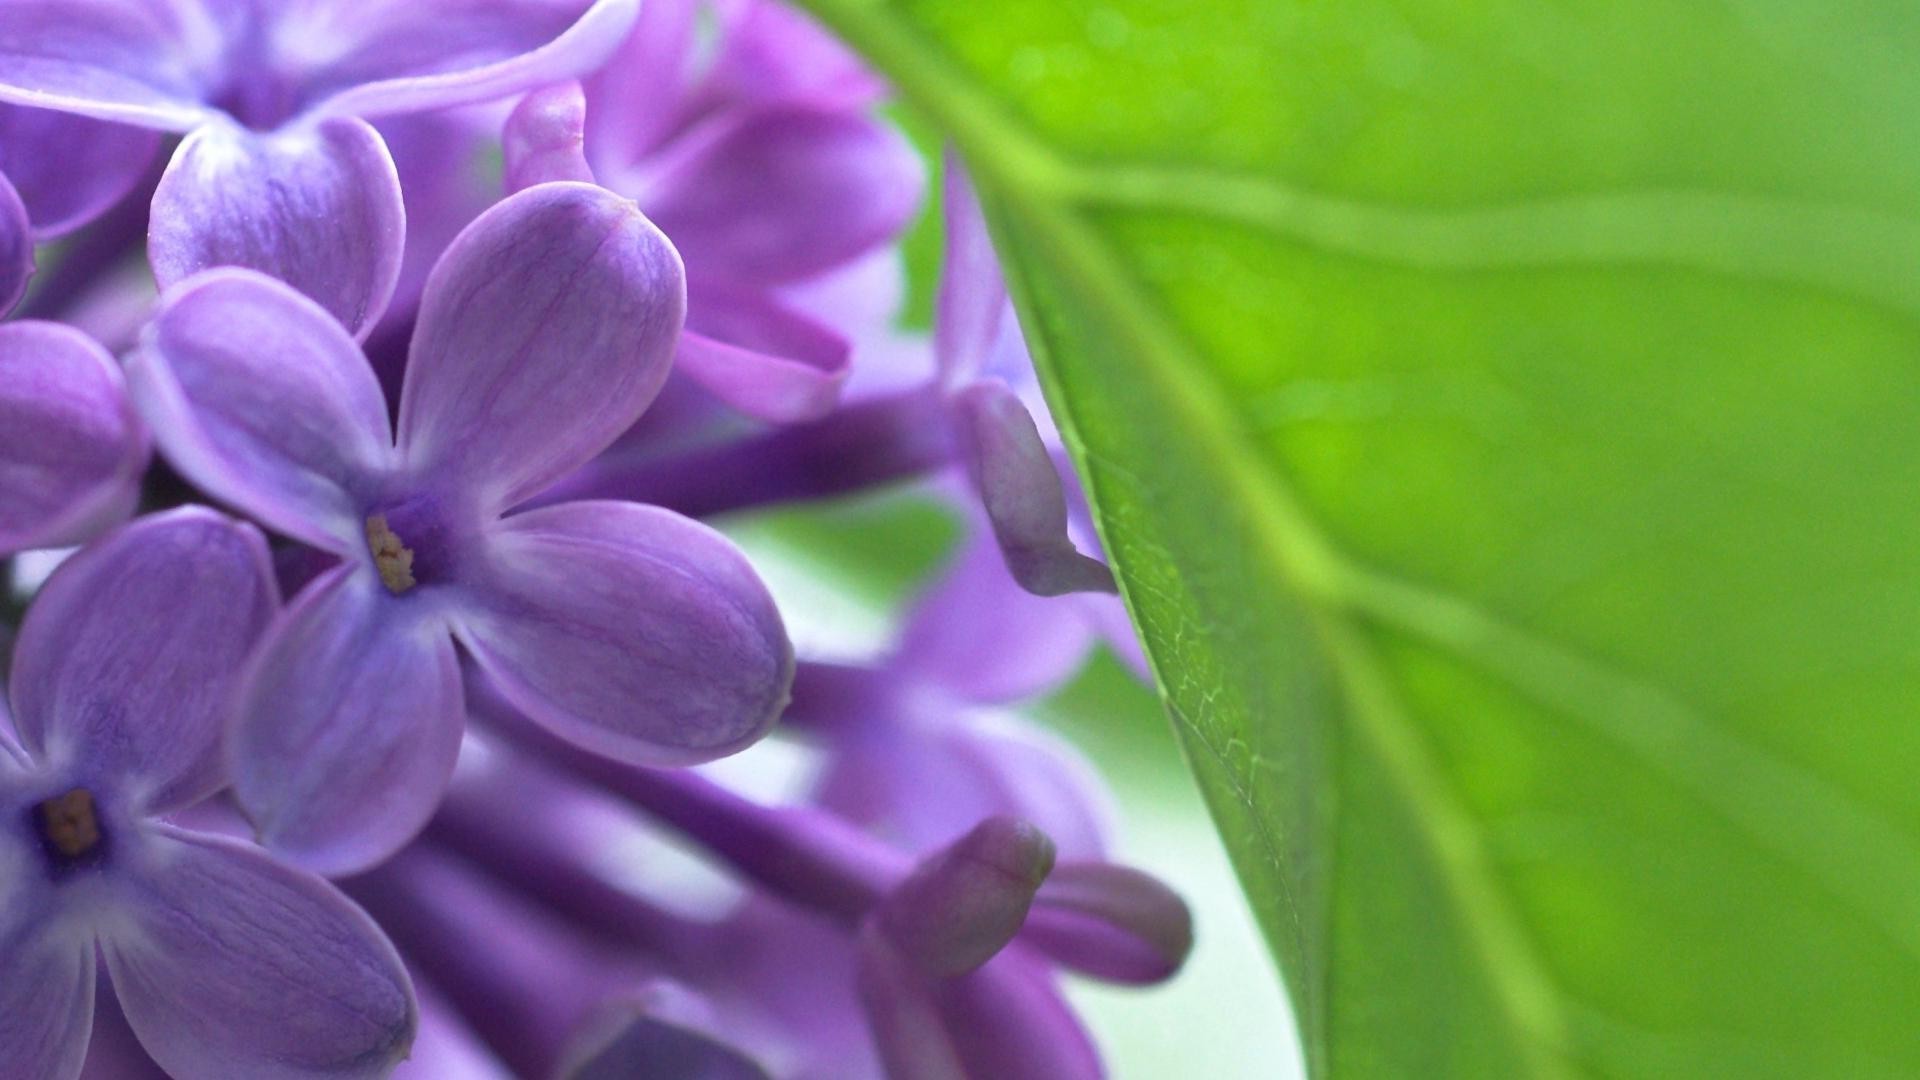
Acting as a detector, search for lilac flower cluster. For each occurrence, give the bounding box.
[0,2,1189,1077]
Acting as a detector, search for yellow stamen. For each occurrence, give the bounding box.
[366,515,417,594]
[37,788,100,859]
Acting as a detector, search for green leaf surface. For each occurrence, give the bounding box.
[793,1,1920,1075]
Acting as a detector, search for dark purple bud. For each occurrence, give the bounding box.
[875,817,1057,978]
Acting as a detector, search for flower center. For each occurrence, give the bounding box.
[34,788,104,865]
[365,515,418,594]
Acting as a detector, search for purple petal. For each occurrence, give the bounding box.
[815,711,1116,862]
[874,818,1055,978]
[857,939,1102,1080]
[895,533,1101,704]
[148,117,405,339]
[0,104,158,239]
[932,956,1103,1080]
[560,990,772,1080]
[677,284,850,423]
[0,1,221,130]
[8,508,276,812]
[643,106,923,287]
[302,0,639,120]
[0,930,93,1080]
[0,321,147,555]
[581,0,699,171]
[396,182,684,512]
[129,269,396,553]
[453,500,791,766]
[854,926,967,1080]
[503,81,594,192]
[230,566,464,875]
[0,169,30,315]
[935,155,1009,387]
[700,0,885,112]
[103,826,415,1079]
[955,381,1116,596]
[1022,863,1195,985]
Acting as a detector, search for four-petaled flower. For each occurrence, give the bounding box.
[0,509,415,1080]
[128,181,794,875]
[0,0,638,338]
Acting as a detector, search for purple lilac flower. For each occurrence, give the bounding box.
[499,0,925,423]
[0,321,148,557]
[0,509,415,1079]
[542,154,1121,598]
[0,0,638,338]
[125,181,794,876]
[451,686,1191,1078]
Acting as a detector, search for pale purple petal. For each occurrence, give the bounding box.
[304,0,639,121]
[935,155,1009,388]
[644,106,923,286]
[453,501,791,766]
[129,269,396,552]
[397,182,683,511]
[956,381,1116,596]
[932,956,1102,1080]
[102,826,416,1079]
[854,926,966,1080]
[701,0,884,111]
[0,105,158,239]
[9,508,276,812]
[677,284,850,423]
[0,1,222,130]
[503,81,594,192]
[148,117,405,339]
[230,567,464,875]
[816,712,1116,862]
[0,931,94,1080]
[896,533,1101,704]
[0,321,147,555]
[581,0,699,171]
[1022,863,1194,985]
[0,169,29,314]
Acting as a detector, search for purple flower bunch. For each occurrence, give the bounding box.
[0,2,1188,1077]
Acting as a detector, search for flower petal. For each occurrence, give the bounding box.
[560,990,772,1080]
[129,268,396,553]
[8,508,276,812]
[895,532,1101,704]
[0,321,147,556]
[396,182,684,511]
[701,0,885,112]
[0,169,30,315]
[502,81,594,192]
[230,566,464,876]
[954,381,1117,596]
[454,500,791,766]
[103,826,416,1080]
[934,155,1009,387]
[148,116,405,339]
[0,104,159,239]
[1022,862,1194,985]
[677,283,850,423]
[0,0,221,130]
[644,106,923,287]
[301,0,638,120]
[0,931,93,1080]
[581,0,699,171]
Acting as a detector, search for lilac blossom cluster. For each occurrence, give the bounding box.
[0,2,1191,1077]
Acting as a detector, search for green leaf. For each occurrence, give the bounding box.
[792,0,1920,1075]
